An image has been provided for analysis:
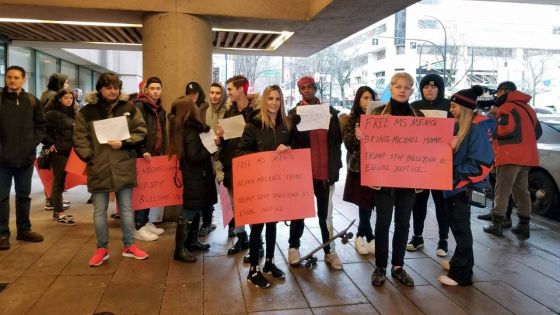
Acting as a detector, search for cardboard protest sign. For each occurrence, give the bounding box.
[131,156,183,210]
[218,182,234,228]
[360,115,454,190]
[233,148,315,225]
[34,160,87,198]
[64,148,86,176]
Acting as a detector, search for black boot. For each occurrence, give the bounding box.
[511,216,530,239]
[503,215,512,228]
[483,215,504,237]
[186,213,210,251]
[228,231,249,255]
[174,218,196,263]
[477,212,492,221]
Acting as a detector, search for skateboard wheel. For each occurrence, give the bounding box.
[341,237,348,245]
[346,232,354,240]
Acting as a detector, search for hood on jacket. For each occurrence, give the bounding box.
[47,73,69,91]
[502,90,532,105]
[419,73,445,102]
[136,93,162,108]
[85,91,129,105]
[226,93,260,111]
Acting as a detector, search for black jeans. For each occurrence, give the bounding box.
[0,164,34,236]
[357,207,374,241]
[249,222,277,266]
[134,209,149,229]
[445,191,473,285]
[374,188,416,269]
[202,206,214,227]
[50,153,69,215]
[289,180,333,254]
[412,189,449,239]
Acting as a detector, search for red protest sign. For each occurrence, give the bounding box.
[34,160,87,198]
[233,148,315,225]
[65,148,86,176]
[218,182,234,228]
[131,156,183,210]
[360,115,454,190]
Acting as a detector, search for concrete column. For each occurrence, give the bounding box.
[143,12,212,111]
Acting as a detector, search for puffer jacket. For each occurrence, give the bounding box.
[181,120,217,210]
[73,91,147,193]
[236,111,294,156]
[493,91,540,167]
[43,102,76,155]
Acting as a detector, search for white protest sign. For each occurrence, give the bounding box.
[420,110,448,118]
[218,115,246,140]
[93,116,130,144]
[296,103,330,131]
[200,129,218,154]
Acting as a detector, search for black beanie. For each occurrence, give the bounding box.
[497,81,516,92]
[146,76,162,88]
[450,85,484,110]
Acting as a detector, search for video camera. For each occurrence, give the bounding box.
[476,87,497,111]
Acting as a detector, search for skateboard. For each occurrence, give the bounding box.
[296,219,355,269]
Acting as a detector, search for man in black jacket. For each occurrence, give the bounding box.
[0,66,47,250]
[407,73,451,257]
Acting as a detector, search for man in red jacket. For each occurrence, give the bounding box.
[483,82,541,239]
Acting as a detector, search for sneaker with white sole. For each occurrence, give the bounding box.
[247,268,270,288]
[436,239,448,257]
[145,222,164,235]
[89,248,110,267]
[355,236,369,255]
[325,252,343,270]
[288,248,300,265]
[438,275,458,286]
[367,239,375,254]
[440,259,450,271]
[406,235,424,251]
[122,244,149,260]
[134,226,158,241]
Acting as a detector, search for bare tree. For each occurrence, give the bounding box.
[232,55,267,86]
[289,51,330,100]
[524,50,546,106]
[324,46,356,101]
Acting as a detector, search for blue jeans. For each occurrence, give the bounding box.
[0,164,34,237]
[93,189,134,248]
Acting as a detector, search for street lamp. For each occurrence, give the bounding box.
[424,15,447,85]
[374,35,446,72]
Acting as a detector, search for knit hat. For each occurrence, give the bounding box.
[497,81,516,92]
[450,85,484,110]
[146,76,162,88]
[419,73,444,91]
[297,76,316,89]
[138,79,147,91]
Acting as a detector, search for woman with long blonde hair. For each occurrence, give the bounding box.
[438,85,495,286]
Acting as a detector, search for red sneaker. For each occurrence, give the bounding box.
[122,244,149,260]
[89,248,109,267]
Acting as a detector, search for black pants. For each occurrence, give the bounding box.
[134,209,149,229]
[357,207,374,241]
[445,191,473,286]
[412,189,449,239]
[374,188,415,268]
[289,180,332,254]
[202,206,214,227]
[249,222,277,266]
[50,153,69,215]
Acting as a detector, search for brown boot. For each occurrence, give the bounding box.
[511,216,530,239]
[483,215,504,237]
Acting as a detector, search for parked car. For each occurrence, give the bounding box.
[530,120,560,220]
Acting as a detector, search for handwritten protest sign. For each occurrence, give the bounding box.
[200,129,218,154]
[296,104,331,131]
[420,109,448,118]
[218,115,246,140]
[35,160,87,198]
[93,116,130,144]
[233,149,315,225]
[218,182,234,228]
[132,156,183,210]
[360,115,454,190]
[64,148,86,176]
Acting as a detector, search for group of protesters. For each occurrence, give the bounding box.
[0,64,540,289]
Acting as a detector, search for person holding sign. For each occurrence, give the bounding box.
[341,86,378,255]
[133,76,167,241]
[42,88,77,225]
[216,75,260,256]
[287,76,344,270]
[408,73,451,256]
[235,85,294,288]
[168,96,217,263]
[438,86,495,286]
[74,72,148,267]
[366,72,423,287]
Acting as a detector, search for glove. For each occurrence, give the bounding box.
[292,114,301,125]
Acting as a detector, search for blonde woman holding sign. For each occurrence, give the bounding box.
[236,85,294,289]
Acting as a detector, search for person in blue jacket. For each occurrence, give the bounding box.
[439,85,495,286]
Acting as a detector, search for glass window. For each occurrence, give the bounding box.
[78,66,93,95]
[36,52,57,94]
[0,42,6,87]
[61,61,77,90]
[7,47,35,94]
[93,71,101,89]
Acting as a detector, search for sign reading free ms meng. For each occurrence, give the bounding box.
[360,115,454,190]
[233,148,315,225]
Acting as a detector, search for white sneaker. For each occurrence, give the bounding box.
[438,275,458,286]
[325,252,343,270]
[440,259,450,271]
[355,236,369,255]
[367,239,375,254]
[134,226,158,241]
[145,222,164,235]
[288,248,300,265]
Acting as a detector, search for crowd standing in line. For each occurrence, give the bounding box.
[0,66,540,290]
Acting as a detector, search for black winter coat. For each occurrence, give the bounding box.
[181,120,217,210]
[134,96,167,156]
[43,103,75,155]
[236,112,294,155]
